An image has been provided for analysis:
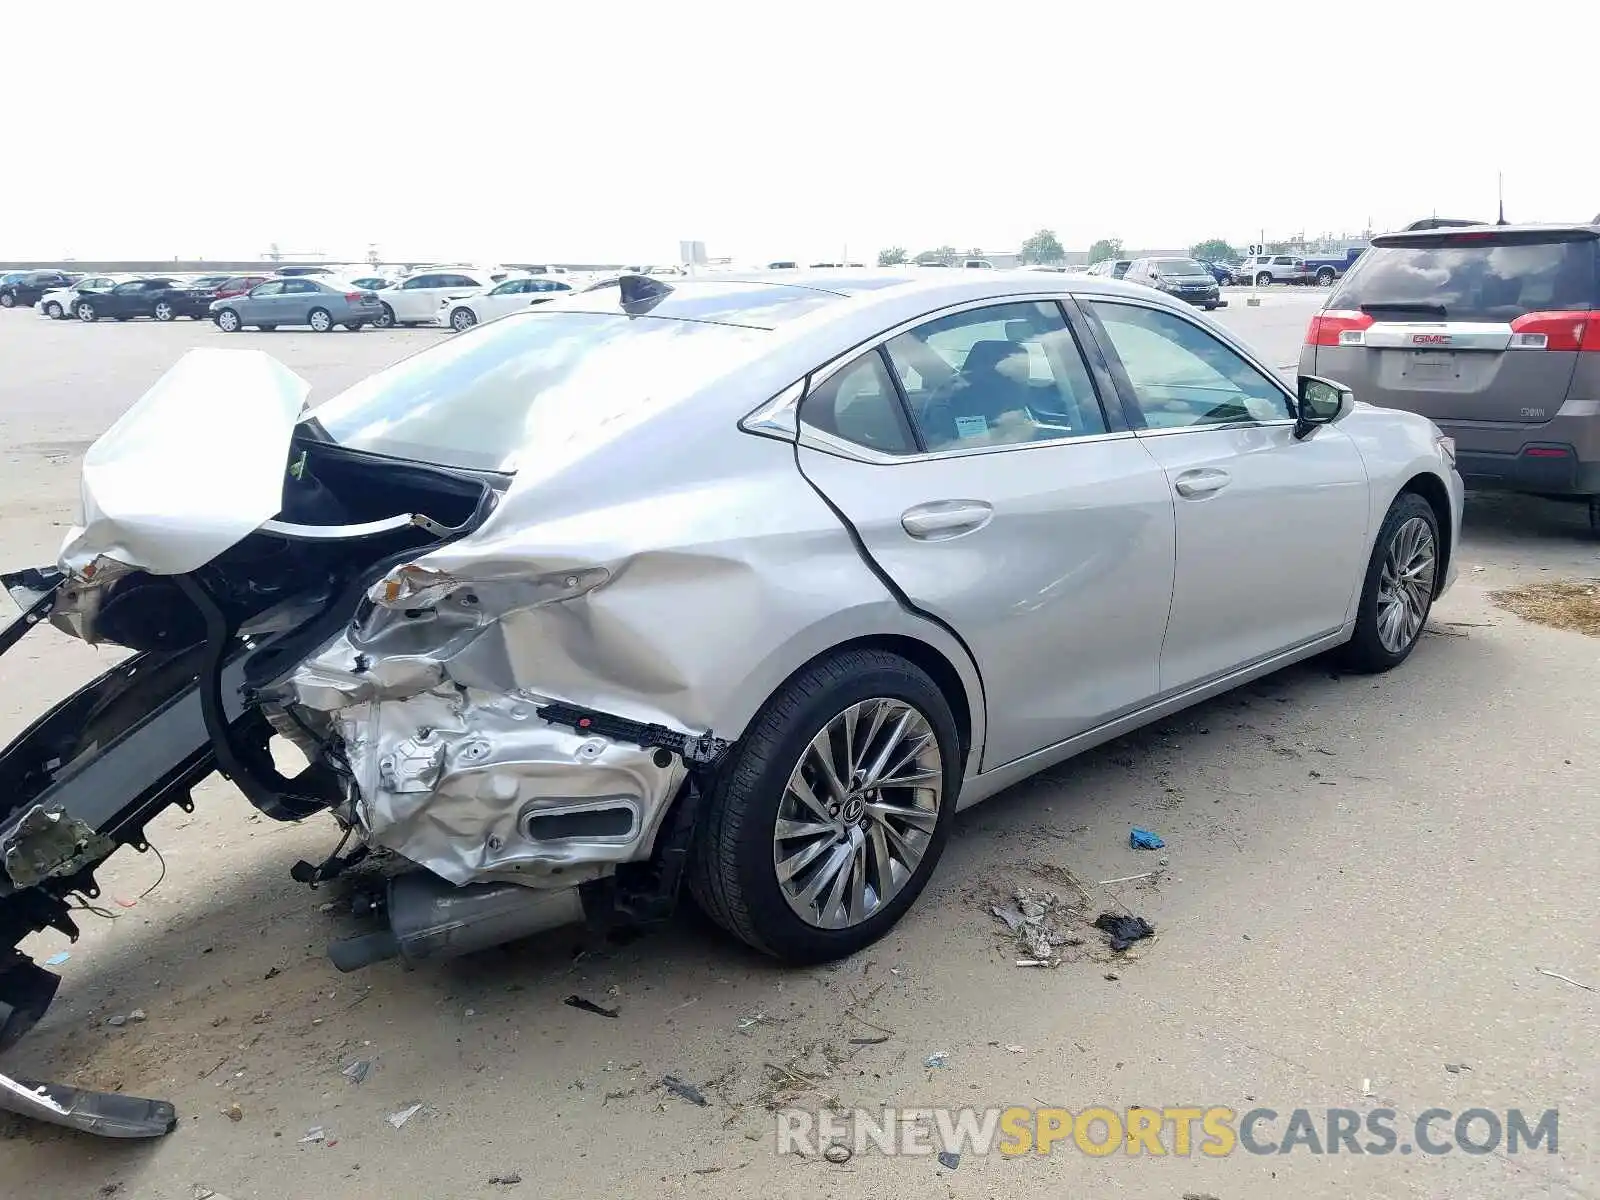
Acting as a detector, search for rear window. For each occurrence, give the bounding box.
[310,311,767,472]
[1332,234,1599,321]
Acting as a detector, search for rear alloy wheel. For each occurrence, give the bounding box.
[1317,268,1336,286]
[689,648,959,963]
[450,306,477,332]
[0,292,14,308]
[1341,492,1440,672]
[374,304,395,329]
[308,307,333,332]
[215,308,241,332]
[153,300,175,321]
[44,301,62,318]
[77,301,98,322]
[1255,272,1273,287]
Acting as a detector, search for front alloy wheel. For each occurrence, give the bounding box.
[1376,515,1437,654]
[153,301,175,321]
[774,697,942,930]
[450,306,477,332]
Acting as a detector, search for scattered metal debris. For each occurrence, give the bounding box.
[387,1103,423,1129]
[937,1150,961,1170]
[488,1173,523,1186]
[223,1103,243,1122]
[564,995,619,1019]
[992,886,1083,966]
[1444,1063,1472,1075]
[1129,827,1165,850]
[106,1015,127,1028]
[342,1059,374,1084]
[1537,968,1595,992]
[823,1143,852,1164]
[263,967,281,980]
[300,1126,327,1143]
[43,951,70,967]
[848,1035,889,1046]
[127,1009,146,1023]
[0,1068,177,1138]
[661,1075,709,1107]
[1094,912,1155,952]
[1001,1044,1025,1054]
[923,1052,949,1069]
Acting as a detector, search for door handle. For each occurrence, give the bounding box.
[1173,468,1231,497]
[901,500,994,539]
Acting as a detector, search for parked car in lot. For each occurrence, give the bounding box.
[74,277,213,322]
[0,269,1462,1040]
[1197,260,1239,285]
[37,274,126,319]
[1301,221,1600,522]
[273,265,339,278]
[1302,247,1366,287]
[210,277,386,331]
[1086,258,1133,280]
[437,275,576,331]
[1240,255,1310,286]
[212,274,274,300]
[0,270,80,308]
[378,268,519,328]
[1122,258,1226,310]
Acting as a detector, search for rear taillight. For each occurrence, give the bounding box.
[1508,311,1600,352]
[1306,309,1374,347]
[344,292,362,302]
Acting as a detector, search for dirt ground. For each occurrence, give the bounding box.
[1,304,1596,1199]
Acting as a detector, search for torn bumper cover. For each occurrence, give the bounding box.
[277,625,726,888]
[0,1068,176,1139]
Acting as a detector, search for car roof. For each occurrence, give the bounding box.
[553,268,1184,331]
[1371,221,1600,246]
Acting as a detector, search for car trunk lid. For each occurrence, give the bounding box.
[1304,228,1600,424]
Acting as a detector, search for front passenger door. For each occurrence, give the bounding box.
[1082,298,1370,694]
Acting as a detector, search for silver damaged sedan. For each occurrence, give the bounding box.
[0,270,1463,1007]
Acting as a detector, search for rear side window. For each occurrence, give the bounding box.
[799,350,918,456]
[1332,235,1599,321]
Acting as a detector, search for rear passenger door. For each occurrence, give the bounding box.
[280,278,320,323]
[793,299,1177,770]
[1081,297,1370,693]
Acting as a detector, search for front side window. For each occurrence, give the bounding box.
[1087,301,1292,428]
[283,279,318,294]
[884,301,1107,451]
[250,281,284,297]
[798,350,917,456]
[112,282,141,295]
[489,279,528,296]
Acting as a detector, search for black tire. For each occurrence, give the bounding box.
[449,306,477,332]
[0,291,15,308]
[1316,267,1337,286]
[153,300,176,322]
[215,307,241,332]
[688,648,961,963]
[1255,272,1273,287]
[374,303,395,329]
[1203,303,1218,311]
[342,322,364,331]
[76,301,97,322]
[1340,491,1441,673]
[44,301,62,319]
[258,324,277,331]
[308,306,334,333]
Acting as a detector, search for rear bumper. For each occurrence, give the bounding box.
[1452,444,1600,496]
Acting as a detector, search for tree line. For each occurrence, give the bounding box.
[875,232,1250,268]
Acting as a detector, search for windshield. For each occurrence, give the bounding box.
[1154,259,1209,276]
[1331,235,1599,321]
[310,310,768,472]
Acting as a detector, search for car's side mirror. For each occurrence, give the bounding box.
[1295,375,1354,440]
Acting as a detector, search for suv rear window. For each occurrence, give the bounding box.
[1332,233,1599,321]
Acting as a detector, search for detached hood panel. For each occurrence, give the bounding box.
[59,348,310,576]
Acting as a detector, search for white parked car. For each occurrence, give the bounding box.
[37,275,129,320]
[435,275,577,332]
[376,267,520,328]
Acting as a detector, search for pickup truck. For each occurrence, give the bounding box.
[1301,247,1366,287]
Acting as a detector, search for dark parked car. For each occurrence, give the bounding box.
[1123,258,1225,311]
[1085,258,1133,280]
[0,271,80,309]
[74,277,213,323]
[1197,260,1239,285]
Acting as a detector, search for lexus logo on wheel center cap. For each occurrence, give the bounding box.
[841,797,866,824]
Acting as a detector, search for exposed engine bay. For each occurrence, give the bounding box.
[0,353,730,1060]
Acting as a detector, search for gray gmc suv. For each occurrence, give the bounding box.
[1301,223,1600,523]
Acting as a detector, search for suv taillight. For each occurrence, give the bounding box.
[1508,311,1600,352]
[1306,309,1374,347]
